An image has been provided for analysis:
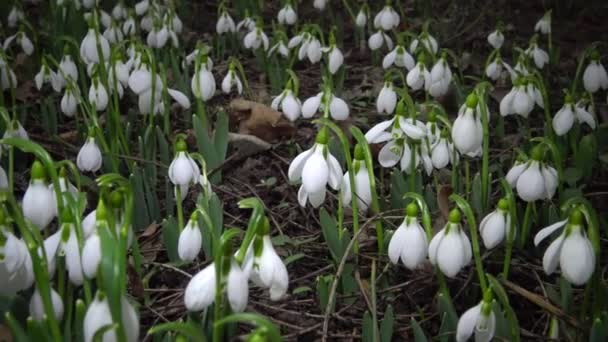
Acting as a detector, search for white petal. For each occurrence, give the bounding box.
[184,263,216,311]
[378,141,401,168]
[560,230,595,286]
[456,304,482,342]
[516,162,545,202]
[302,150,329,193]
[288,147,314,182]
[542,234,565,275]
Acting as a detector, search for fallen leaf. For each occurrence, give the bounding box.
[228,132,271,158]
[140,222,160,238]
[437,185,453,221]
[229,98,296,142]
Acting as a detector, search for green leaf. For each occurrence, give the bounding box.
[563,167,583,186]
[362,311,374,342]
[130,169,150,231]
[380,305,394,342]
[148,321,207,342]
[5,312,29,342]
[162,217,180,262]
[292,286,312,295]
[590,316,608,342]
[437,293,458,342]
[575,133,597,180]
[316,275,334,312]
[319,208,343,262]
[471,172,483,217]
[283,253,305,266]
[411,318,428,342]
[492,301,509,339]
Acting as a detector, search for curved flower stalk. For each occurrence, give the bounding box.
[178,212,203,262]
[3,29,34,56]
[302,86,349,121]
[479,198,514,249]
[22,161,56,230]
[83,292,140,342]
[376,80,398,114]
[534,209,595,286]
[373,4,400,31]
[552,95,596,136]
[388,203,428,269]
[341,145,372,213]
[452,94,484,157]
[506,145,558,202]
[368,30,394,51]
[582,51,608,93]
[277,2,297,26]
[243,22,270,52]
[409,31,439,56]
[383,44,415,70]
[428,53,453,97]
[271,71,302,121]
[250,218,289,300]
[487,26,504,50]
[428,209,472,278]
[77,131,103,173]
[456,291,495,342]
[288,129,342,208]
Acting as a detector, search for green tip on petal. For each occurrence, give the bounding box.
[497,198,509,211]
[428,110,437,122]
[568,209,584,225]
[448,208,461,223]
[465,93,478,109]
[257,216,271,236]
[96,199,108,221]
[354,144,365,160]
[405,203,418,217]
[30,160,46,181]
[590,50,600,61]
[530,145,545,161]
[315,127,329,144]
[175,137,188,152]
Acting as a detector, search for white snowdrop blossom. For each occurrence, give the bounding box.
[428,57,452,97]
[313,0,327,11]
[534,11,551,34]
[487,29,504,49]
[526,43,549,69]
[103,21,124,44]
[80,28,110,65]
[23,163,56,230]
[57,55,79,87]
[243,27,270,51]
[88,79,109,111]
[191,61,216,101]
[216,12,236,34]
[60,224,85,285]
[430,132,458,170]
[178,215,203,262]
[271,89,302,121]
[456,300,496,342]
[341,149,372,212]
[323,45,344,74]
[373,5,400,31]
[383,45,415,70]
[168,139,200,187]
[552,98,596,136]
[406,61,432,92]
[251,233,289,300]
[302,91,349,121]
[429,210,472,278]
[77,136,103,172]
[452,96,484,157]
[146,25,169,49]
[485,57,509,81]
[184,260,250,312]
[534,210,595,286]
[221,68,243,95]
[236,15,256,32]
[84,293,139,342]
[388,204,428,270]
[355,8,367,27]
[582,57,608,93]
[81,231,101,279]
[3,31,34,56]
[288,133,342,208]
[479,199,514,249]
[8,6,24,28]
[506,149,558,202]
[500,82,535,118]
[29,287,64,322]
[34,64,61,92]
[376,82,397,114]
[0,55,18,90]
[368,31,393,51]
[268,40,290,58]
[278,4,297,26]
[409,33,439,55]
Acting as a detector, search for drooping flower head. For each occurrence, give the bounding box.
[506,144,558,202]
[582,50,608,94]
[552,94,596,136]
[250,216,289,300]
[479,198,515,249]
[428,209,472,278]
[271,71,302,121]
[452,93,484,157]
[302,80,349,121]
[23,160,56,230]
[341,145,372,213]
[388,203,429,270]
[456,291,496,342]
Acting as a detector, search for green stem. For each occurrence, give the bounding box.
[518,202,534,248]
[175,186,184,232]
[479,92,490,213]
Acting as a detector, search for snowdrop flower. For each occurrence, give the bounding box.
[103,20,124,44]
[222,66,243,95]
[376,81,397,114]
[373,5,400,31]
[288,130,342,208]
[178,213,203,262]
[452,95,483,157]
[123,13,137,36]
[135,0,150,16]
[77,134,103,172]
[81,231,101,278]
[191,58,216,101]
[88,78,109,111]
[431,131,458,170]
[112,2,128,20]
[582,53,608,93]
[34,63,62,92]
[406,60,431,91]
[383,45,415,70]
[485,56,508,81]
[428,55,452,97]
[268,39,290,58]
[506,146,558,202]
[80,28,110,65]
[8,6,24,28]
[355,7,368,28]
[0,230,28,288]
[22,161,56,230]
[29,287,64,322]
[526,42,549,69]
[429,209,472,278]
[456,297,496,342]
[487,28,504,49]
[313,0,327,10]
[553,96,596,136]
[341,146,372,212]
[168,138,200,187]
[236,13,256,32]
[534,10,551,35]
[388,203,428,269]
[0,166,8,189]
[243,26,270,51]
[3,31,34,56]
[216,11,236,34]
[185,259,250,312]
[84,292,139,342]
[299,36,322,64]
[499,81,534,118]
[410,33,439,55]
[147,25,169,49]
[368,31,393,51]
[271,88,301,122]
[250,226,289,300]
[479,199,514,249]
[534,209,595,286]
[57,54,79,87]
[0,55,18,90]
[278,4,297,25]
[4,119,29,141]
[323,43,344,74]
[60,223,85,285]
[302,91,349,121]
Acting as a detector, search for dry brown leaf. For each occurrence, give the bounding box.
[437,185,453,221]
[140,222,160,238]
[229,98,296,142]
